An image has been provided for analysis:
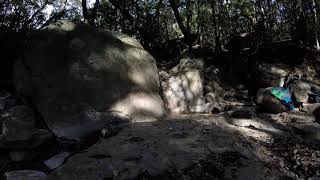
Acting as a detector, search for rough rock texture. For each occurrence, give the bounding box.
[203,65,225,111]
[14,20,165,140]
[160,58,217,113]
[170,58,204,73]
[162,70,212,113]
[288,80,311,103]
[256,87,288,113]
[46,115,284,180]
[255,62,289,88]
[46,112,320,179]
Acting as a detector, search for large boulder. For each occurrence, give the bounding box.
[14,20,165,140]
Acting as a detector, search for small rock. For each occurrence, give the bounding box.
[159,71,170,80]
[4,170,46,180]
[44,152,70,170]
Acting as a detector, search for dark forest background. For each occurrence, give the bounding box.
[1,0,320,89]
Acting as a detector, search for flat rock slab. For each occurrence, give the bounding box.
[229,118,284,134]
[47,115,284,180]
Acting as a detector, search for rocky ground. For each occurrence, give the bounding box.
[3,104,320,179]
[2,78,320,180]
[44,112,320,180]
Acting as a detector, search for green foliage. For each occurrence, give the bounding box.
[1,0,319,50]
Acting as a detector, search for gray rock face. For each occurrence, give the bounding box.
[14,20,165,140]
[256,87,288,113]
[255,62,289,87]
[160,59,216,113]
[162,70,205,113]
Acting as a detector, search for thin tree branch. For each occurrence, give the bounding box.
[22,0,51,30]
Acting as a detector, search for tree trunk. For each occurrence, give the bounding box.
[90,0,100,26]
[211,0,221,55]
[82,0,90,23]
[109,0,134,33]
[168,0,192,48]
[312,0,320,50]
[21,0,50,31]
[256,0,265,26]
[109,0,134,23]
[196,0,202,44]
[186,0,192,33]
[109,0,153,47]
[1,0,10,26]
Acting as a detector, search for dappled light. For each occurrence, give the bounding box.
[110,92,166,121]
[11,21,166,140]
[45,115,287,180]
[2,0,320,179]
[47,20,76,32]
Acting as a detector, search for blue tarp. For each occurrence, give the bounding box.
[271,87,295,110]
